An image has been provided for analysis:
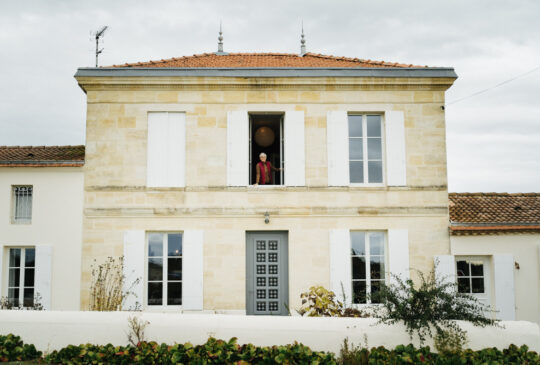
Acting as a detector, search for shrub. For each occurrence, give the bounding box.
[45,337,337,364]
[89,256,140,311]
[336,343,540,365]
[371,265,497,345]
[0,293,44,310]
[297,286,368,318]
[0,334,42,362]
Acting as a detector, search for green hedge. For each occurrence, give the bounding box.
[44,337,335,364]
[0,334,41,362]
[2,333,540,364]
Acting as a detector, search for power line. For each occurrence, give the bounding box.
[447,65,540,106]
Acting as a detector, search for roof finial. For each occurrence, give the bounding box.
[217,21,224,53]
[300,21,306,56]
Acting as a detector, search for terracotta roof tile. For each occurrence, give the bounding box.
[109,52,427,69]
[0,145,85,167]
[449,193,540,235]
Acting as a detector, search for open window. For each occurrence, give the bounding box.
[249,113,284,185]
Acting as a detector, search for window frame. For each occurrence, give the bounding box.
[5,247,36,307]
[144,232,183,311]
[455,256,490,295]
[347,114,386,187]
[11,185,33,224]
[350,231,388,306]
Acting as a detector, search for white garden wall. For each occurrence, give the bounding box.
[1,311,539,354]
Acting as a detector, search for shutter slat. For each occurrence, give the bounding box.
[327,111,349,186]
[388,229,410,284]
[35,246,52,310]
[329,229,352,305]
[385,111,407,186]
[284,111,305,186]
[227,111,249,186]
[182,230,204,310]
[123,230,145,310]
[493,254,515,320]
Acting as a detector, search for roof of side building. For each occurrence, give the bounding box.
[449,192,540,235]
[0,145,85,167]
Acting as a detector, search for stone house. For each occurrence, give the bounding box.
[73,49,457,314]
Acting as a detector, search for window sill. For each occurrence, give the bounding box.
[11,220,32,225]
[144,305,183,312]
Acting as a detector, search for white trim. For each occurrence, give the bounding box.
[329,229,352,305]
[384,110,407,186]
[387,229,409,283]
[493,254,515,320]
[182,230,204,310]
[327,111,349,186]
[227,111,249,186]
[284,111,305,186]
[123,230,145,310]
[434,255,456,285]
[35,245,52,310]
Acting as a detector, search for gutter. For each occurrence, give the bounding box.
[0,160,84,167]
[74,67,458,79]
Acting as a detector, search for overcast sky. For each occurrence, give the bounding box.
[0,0,538,192]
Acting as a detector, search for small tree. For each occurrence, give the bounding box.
[89,256,140,311]
[371,265,497,346]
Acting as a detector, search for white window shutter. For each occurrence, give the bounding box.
[227,111,249,186]
[147,112,168,187]
[327,111,349,186]
[147,112,186,187]
[385,111,407,186]
[123,230,145,310]
[329,229,352,305]
[35,245,52,310]
[493,254,515,320]
[387,229,410,284]
[182,230,204,310]
[434,255,456,285]
[166,112,186,187]
[284,111,305,186]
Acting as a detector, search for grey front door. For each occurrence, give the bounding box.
[246,232,289,315]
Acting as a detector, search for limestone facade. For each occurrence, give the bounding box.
[77,75,455,311]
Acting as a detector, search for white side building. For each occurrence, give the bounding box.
[445,193,540,324]
[0,145,84,310]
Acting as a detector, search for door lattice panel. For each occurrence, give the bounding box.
[254,239,280,314]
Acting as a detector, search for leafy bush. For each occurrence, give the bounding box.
[297,286,368,318]
[336,343,540,365]
[45,337,336,364]
[89,256,140,311]
[371,266,497,344]
[0,334,42,362]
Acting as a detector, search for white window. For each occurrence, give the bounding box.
[351,231,386,304]
[348,115,384,184]
[456,257,491,309]
[147,233,182,307]
[7,247,35,307]
[12,186,32,224]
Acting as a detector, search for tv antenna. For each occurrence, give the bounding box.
[94,26,108,67]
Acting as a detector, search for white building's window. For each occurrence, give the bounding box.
[351,231,386,304]
[7,247,35,307]
[12,186,33,224]
[456,258,486,294]
[348,115,384,184]
[147,233,182,307]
